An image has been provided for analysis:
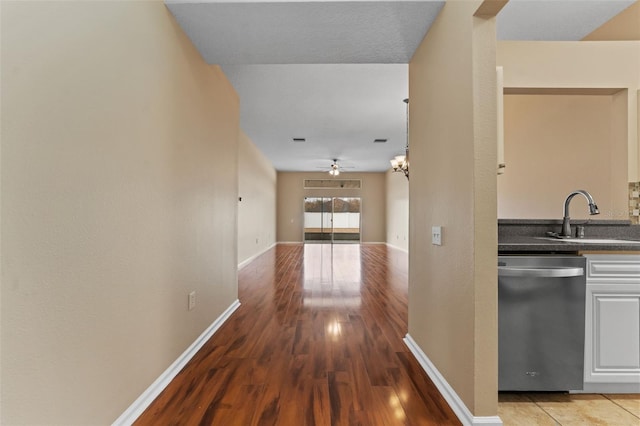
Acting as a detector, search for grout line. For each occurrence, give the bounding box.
[534,405,562,425]
[529,395,563,426]
[602,394,640,419]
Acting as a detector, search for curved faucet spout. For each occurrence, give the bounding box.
[561,190,599,237]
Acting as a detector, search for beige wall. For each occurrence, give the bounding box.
[277,172,386,243]
[408,0,497,417]
[499,94,629,219]
[583,1,640,41]
[385,170,409,251]
[497,41,640,181]
[1,2,239,424]
[238,131,277,265]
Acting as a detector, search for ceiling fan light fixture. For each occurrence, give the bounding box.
[329,159,340,176]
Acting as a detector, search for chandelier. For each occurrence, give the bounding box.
[390,98,409,180]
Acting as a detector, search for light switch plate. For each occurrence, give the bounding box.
[432,226,442,246]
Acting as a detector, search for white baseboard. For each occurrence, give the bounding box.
[385,242,408,253]
[238,243,276,270]
[403,334,503,426]
[112,299,241,426]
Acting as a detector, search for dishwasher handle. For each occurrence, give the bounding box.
[498,266,584,278]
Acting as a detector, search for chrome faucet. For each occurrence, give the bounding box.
[561,190,599,237]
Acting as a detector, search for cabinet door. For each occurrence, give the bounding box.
[585,283,640,384]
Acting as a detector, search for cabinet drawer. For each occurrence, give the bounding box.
[586,255,640,281]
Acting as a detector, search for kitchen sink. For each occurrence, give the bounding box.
[535,237,640,244]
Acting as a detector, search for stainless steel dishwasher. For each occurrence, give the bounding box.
[498,255,586,391]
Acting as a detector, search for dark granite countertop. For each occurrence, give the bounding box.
[498,219,632,226]
[499,236,640,253]
[498,219,640,253]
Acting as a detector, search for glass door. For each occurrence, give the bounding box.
[304,197,361,243]
[331,197,360,242]
[304,197,332,242]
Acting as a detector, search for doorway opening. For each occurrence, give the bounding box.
[303,197,361,243]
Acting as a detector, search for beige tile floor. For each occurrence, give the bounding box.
[499,393,640,425]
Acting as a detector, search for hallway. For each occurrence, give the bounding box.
[135,244,460,425]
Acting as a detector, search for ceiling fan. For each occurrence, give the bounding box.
[317,159,354,176]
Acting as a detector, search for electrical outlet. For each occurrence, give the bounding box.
[188,291,196,311]
[432,226,442,246]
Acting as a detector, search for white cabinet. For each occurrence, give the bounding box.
[583,254,640,393]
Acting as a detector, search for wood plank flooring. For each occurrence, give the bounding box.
[135,243,460,425]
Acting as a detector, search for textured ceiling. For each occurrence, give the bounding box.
[166,0,636,172]
[222,64,409,172]
[497,0,635,41]
[166,1,445,64]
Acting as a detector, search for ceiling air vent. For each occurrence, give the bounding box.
[373,138,387,143]
[293,138,306,143]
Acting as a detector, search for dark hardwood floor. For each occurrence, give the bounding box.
[135,243,460,425]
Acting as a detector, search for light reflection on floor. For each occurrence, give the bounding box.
[302,243,362,308]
